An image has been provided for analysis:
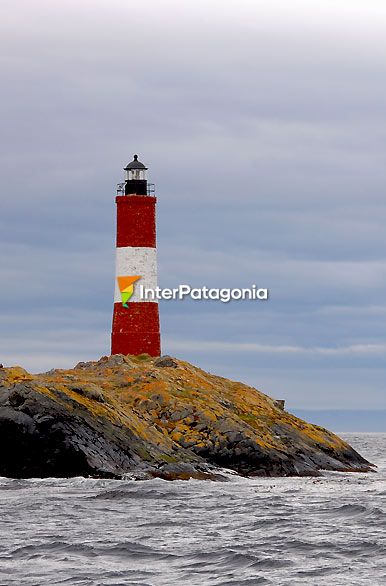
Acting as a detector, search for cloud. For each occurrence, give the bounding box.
[165,339,386,356]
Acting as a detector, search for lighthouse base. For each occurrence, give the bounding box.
[111,302,161,357]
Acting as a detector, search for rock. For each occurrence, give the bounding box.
[69,383,105,403]
[97,354,135,368]
[0,382,141,478]
[149,393,168,406]
[103,355,126,367]
[178,436,197,449]
[151,462,228,482]
[154,355,178,368]
[0,406,38,435]
[195,423,209,432]
[0,359,374,480]
[74,361,93,370]
[274,399,286,410]
[169,407,193,422]
[216,418,236,434]
[74,355,135,370]
[0,367,31,383]
[226,431,245,444]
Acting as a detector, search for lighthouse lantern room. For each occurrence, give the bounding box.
[124,154,148,195]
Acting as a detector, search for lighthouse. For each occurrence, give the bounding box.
[111,155,161,357]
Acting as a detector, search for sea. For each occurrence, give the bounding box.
[0,433,385,586]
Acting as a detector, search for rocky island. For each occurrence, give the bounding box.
[0,354,373,479]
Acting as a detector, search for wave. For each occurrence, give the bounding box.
[92,488,183,501]
[321,503,386,522]
[8,540,178,562]
[216,579,271,585]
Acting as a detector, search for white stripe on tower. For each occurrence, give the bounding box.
[114,246,157,303]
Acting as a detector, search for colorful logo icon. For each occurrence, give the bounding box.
[117,276,141,308]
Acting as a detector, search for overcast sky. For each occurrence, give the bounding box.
[1,0,386,426]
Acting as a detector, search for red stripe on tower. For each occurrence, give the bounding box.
[111,155,161,357]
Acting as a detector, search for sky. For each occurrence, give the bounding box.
[1,0,386,429]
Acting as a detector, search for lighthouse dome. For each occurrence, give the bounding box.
[124,154,148,171]
[124,154,148,191]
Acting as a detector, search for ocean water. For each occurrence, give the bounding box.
[0,433,385,586]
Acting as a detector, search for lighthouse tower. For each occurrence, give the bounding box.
[111,155,161,356]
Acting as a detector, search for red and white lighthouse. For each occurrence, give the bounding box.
[111,155,161,356]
